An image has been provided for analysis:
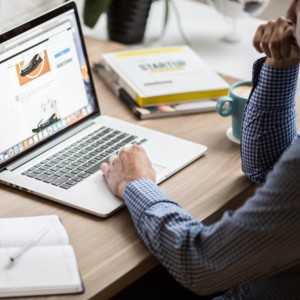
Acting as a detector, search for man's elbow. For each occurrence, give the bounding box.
[178,270,233,296]
[242,164,267,184]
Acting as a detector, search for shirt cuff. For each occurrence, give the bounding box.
[250,57,299,109]
[123,179,180,223]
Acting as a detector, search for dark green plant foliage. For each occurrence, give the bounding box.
[83,0,112,28]
[81,0,168,29]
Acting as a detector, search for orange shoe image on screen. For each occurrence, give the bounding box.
[20,53,43,77]
[16,50,51,86]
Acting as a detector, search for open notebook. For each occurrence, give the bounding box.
[0,215,83,298]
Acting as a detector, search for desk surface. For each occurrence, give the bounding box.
[0,38,257,300]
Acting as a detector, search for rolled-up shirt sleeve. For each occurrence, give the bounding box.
[241,57,299,184]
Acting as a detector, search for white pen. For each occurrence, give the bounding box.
[9,225,50,262]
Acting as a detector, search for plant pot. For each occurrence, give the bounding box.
[107,0,152,44]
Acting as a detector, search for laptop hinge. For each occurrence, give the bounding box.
[6,119,95,171]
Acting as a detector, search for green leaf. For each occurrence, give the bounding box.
[162,0,169,35]
[83,0,112,28]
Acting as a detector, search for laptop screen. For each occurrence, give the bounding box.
[0,3,98,168]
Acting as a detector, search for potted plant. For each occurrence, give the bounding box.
[82,0,169,44]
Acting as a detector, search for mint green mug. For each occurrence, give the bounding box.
[216,80,252,141]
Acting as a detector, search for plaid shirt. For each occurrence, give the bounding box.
[241,57,299,184]
[123,58,300,299]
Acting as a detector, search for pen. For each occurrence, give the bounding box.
[9,225,50,262]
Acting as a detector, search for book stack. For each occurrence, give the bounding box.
[94,46,229,119]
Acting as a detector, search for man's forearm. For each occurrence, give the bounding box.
[241,58,299,183]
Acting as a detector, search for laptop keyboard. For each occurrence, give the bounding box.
[21,126,147,189]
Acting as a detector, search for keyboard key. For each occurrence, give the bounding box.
[51,177,69,186]
[122,136,137,144]
[43,175,59,183]
[65,180,77,186]
[59,183,72,189]
[86,157,110,174]
[35,174,49,181]
[27,172,38,178]
[73,176,84,182]
[65,173,74,178]
[44,170,55,175]
[78,172,90,178]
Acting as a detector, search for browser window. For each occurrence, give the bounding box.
[0,10,96,165]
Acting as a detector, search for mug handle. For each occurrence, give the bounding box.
[216,97,233,117]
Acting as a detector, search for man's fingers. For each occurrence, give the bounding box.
[253,17,300,61]
[269,25,285,60]
[281,28,300,58]
[259,21,274,58]
[281,29,293,58]
[253,25,264,53]
[100,154,119,176]
[109,154,118,164]
[100,162,109,174]
[269,17,293,60]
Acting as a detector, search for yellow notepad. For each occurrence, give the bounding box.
[0,215,83,298]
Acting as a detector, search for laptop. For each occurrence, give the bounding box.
[0,1,207,217]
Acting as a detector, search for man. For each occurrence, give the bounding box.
[101,1,300,298]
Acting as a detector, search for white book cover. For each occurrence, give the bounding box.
[101,45,229,107]
[0,215,83,297]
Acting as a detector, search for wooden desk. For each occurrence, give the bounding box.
[0,38,255,300]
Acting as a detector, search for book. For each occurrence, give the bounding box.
[93,62,217,119]
[100,45,229,107]
[0,215,84,298]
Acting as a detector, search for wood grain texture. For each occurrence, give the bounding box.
[1,38,287,300]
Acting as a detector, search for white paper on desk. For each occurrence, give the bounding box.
[0,215,69,247]
[175,100,216,110]
[0,246,83,297]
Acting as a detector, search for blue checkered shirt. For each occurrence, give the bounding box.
[123,58,300,299]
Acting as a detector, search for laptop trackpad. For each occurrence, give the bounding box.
[152,163,166,174]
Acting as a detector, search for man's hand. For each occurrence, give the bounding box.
[100,145,156,198]
[253,17,300,67]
